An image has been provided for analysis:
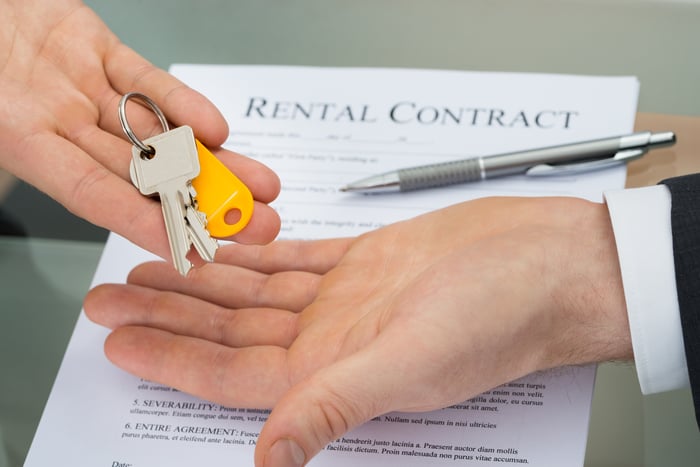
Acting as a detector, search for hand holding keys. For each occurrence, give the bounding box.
[119,93,254,276]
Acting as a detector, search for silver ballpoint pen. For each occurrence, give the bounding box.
[340,131,676,193]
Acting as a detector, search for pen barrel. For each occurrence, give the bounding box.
[398,159,482,191]
[481,139,622,177]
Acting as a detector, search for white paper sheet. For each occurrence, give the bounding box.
[25,65,639,467]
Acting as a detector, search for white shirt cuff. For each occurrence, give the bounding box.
[604,185,689,394]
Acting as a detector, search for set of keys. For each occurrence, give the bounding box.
[119,92,254,276]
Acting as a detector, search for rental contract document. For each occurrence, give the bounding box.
[26,66,639,467]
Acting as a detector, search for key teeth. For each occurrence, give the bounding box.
[197,209,207,224]
[185,205,219,263]
[188,185,199,207]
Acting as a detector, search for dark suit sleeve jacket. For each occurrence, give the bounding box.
[660,173,700,427]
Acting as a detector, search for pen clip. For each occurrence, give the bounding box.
[525,148,647,177]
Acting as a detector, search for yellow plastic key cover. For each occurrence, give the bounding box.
[191,139,254,238]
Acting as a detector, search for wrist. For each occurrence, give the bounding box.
[538,199,633,370]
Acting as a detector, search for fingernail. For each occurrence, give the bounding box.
[265,438,305,467]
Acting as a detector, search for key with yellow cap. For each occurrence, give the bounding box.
[191,138,254,238]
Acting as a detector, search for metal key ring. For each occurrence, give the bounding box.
[118,92,170,155]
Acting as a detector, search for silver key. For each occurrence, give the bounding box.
[129,125,218,275]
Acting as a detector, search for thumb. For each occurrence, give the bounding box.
[254,349,402,467]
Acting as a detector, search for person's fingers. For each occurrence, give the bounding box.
[104,43,229,147]
[67,124,134,180]
[215,238,352,274]
[65,96,281,246]
[7,131,173,258]
[103,326,290,408]
[83,105,282,209]
[254,343,409,467]
[127,259,321,312]
[85,284,299,348]
[88,90,281,209]
[90,90,281,203]
[73,125,282,214]
[18,132,277,257]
